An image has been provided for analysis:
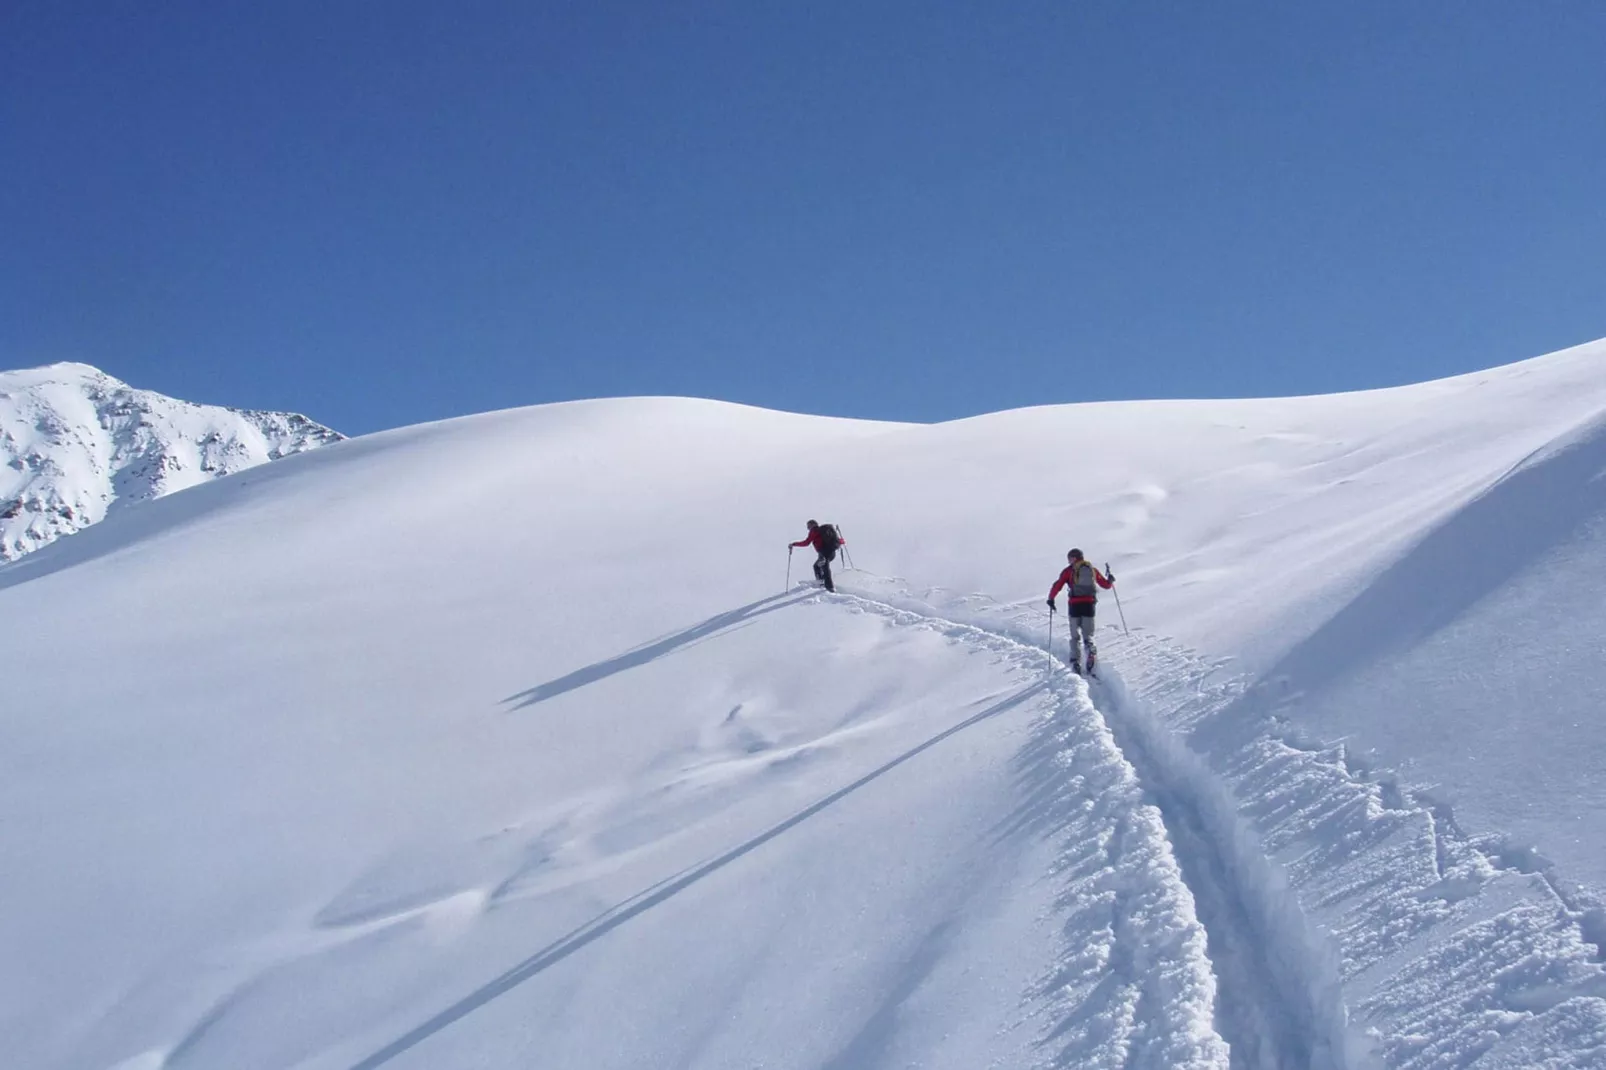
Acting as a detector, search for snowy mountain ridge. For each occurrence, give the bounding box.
[0,361,342,562]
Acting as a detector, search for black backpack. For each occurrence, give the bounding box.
[817,523,841,553]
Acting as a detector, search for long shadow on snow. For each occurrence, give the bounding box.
[502,590,809,710]
[349,680,1049,1069]
[817,920,957,1070]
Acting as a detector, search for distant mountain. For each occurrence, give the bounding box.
[0,362,342,562]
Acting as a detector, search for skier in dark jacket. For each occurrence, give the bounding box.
[1047,548,1114,675]
[790,520,844,592]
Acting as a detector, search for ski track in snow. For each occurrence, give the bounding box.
[1135,634,1606,1070]
[847,575,1606,1069]
[832,583,1349,1070]
[826,590,1234,1070]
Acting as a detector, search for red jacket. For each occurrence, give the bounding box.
[1049,561,1112,604]
[791,527,844,551]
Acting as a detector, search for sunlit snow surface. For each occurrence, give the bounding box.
[3,340,1605,1069]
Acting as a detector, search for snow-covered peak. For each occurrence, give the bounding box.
[0,362,342,562]
[1,360,106,387]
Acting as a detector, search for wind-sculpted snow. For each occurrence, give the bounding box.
[0,361,341,561]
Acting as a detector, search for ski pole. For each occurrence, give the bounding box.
[1047,606,1054,655]
[785,547,793,592]
[839,526,854,571]
[1107,562,1129,634]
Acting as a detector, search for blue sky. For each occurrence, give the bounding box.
[3,2,1603,435]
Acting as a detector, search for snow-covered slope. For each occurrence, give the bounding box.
[3,339,1605,1070]
[0,362,341,562]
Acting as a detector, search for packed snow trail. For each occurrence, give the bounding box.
[831,581,1357,1070]
[886,574,1606,1069]
[1117,631,1606,1070]
[1090,666,1353,1070]
[824,590,1235,1069]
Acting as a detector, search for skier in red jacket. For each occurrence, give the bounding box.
[1047,548,1114,676]
[790,520,844,592]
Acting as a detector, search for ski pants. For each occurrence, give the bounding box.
[1067,606,1096,665]
[813,549,837,591]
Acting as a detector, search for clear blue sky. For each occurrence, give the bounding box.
[3,2,1603,434]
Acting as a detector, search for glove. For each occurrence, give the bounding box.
[1047,599,1057,611]
[1106,572,1115,585]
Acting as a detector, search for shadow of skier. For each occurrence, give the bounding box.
[502,589,811,711]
